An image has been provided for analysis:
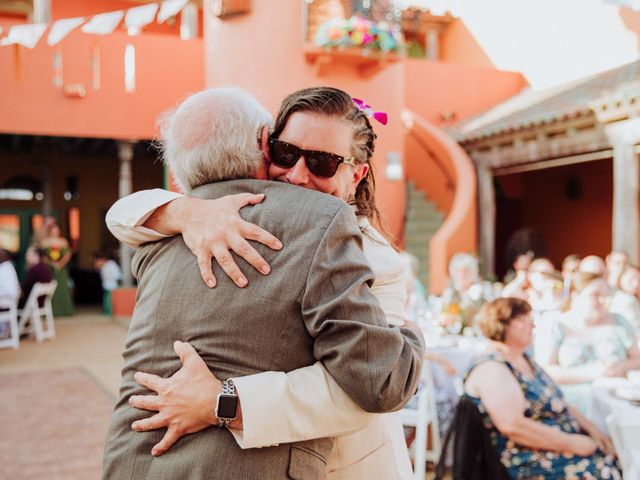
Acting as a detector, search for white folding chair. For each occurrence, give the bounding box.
[399,362,442,480]
[0,304,19,349]
[606,413,640,480]
[18,280,57,343]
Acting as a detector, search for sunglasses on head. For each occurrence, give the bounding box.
[268,138,358,178]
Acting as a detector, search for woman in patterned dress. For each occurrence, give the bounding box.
[464,297,621,479]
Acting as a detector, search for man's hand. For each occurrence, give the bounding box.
[129,341,223,456]
[146,193,283,288]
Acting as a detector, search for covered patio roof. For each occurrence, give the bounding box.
[450,59,640,143]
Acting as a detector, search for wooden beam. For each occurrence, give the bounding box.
[470,124,610,170]
[493,149,613,176]
[477,165,495,278]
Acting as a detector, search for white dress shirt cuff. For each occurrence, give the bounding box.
[105,189,183,247]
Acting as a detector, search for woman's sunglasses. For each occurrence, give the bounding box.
[268,138,358,178]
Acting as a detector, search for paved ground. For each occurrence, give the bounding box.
[0,309,127,480]
[0,309,128,397]
[1,309,439,479]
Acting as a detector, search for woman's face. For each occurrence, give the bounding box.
[504,312,534,349]
[50,224,61,238]
[25,248,38,266]
[452,266,475,291]
[268,112,368,201]
[574,279,609,313]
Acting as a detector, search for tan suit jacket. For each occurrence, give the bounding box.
[102,179,424,480]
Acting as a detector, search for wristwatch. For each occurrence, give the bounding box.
[215,379,238,428]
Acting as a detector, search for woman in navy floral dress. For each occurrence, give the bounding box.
[464,298,621,480]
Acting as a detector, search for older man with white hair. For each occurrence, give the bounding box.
[102,87,424,480]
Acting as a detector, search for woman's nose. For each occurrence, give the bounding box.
[286,156,310,185]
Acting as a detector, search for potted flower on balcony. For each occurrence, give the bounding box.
[306,15,403,76]
[314,15,403,54]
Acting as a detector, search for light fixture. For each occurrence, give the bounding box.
[386,151,403,181]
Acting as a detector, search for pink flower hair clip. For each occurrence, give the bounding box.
[352,98,388,126]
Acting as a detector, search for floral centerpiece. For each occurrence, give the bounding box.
[314,15,403,54]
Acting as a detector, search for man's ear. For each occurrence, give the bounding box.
[260,126,270,161]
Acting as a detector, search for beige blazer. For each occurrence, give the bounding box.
[103,181,424,480]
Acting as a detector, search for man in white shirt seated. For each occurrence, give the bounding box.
[0,249,20,339]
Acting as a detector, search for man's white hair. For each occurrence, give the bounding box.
[448,253,479,278]
[158,87,273,192]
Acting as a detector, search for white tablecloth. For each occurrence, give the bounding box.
[425,335,488,400]
[590,377,640,434]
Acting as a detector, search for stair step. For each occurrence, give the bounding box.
[406,222,442,232]
[407,208,444,220]
[407,209,444,220]
[404,182,445,291]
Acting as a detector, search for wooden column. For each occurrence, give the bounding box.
[477,165,496,277]
[606,119,640,265]
[612,143,639,263]
[117,141,135,288]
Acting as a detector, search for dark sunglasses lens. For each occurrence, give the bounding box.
[270,141,299,168]
[305,153,340,178]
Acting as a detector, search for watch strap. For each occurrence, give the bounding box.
[216,378,237,428]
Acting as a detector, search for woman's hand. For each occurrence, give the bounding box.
[567,404,616,456]
[589,429,616,456]
[150,194,283,288]
[568,434,598,456]
[603,361,629,378]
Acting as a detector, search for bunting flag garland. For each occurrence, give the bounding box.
[0,23,48,49]
[0,0,191,49]
[158,0,189,23]
[125,3,159,36]
[81,10,125,36]
[47,17,85,46]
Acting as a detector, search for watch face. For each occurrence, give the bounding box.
[216,394,238,420]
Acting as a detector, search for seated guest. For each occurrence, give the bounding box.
[535,272,640,411]
[464,298,621,479]
[0,249,20,338]
[610,267,640,332]
[440,253,493,331]
[561,254,581,298]
[606,250,629,292]
[526,259,564,313]
[503,250,533,284]
[19,246,53,308]
[0,249,19,308]
[502,259,563,312]
[579,255,607,277]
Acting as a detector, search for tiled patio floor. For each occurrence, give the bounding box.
[1,310,439,479]
[0,310,127,480]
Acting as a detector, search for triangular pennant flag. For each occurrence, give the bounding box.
[1,23,48,49]
[47,17,85,46]
[81,10,124,35]
[158,0,189,23]
[125,3,159,36]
